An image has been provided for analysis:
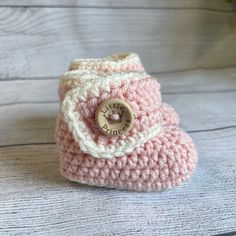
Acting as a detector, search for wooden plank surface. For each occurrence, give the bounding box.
[1,1,236,235]
[0,68,236,235]
[0,7,236,79]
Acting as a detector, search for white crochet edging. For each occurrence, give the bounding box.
[61,71,162,159]
[59,69,106,87]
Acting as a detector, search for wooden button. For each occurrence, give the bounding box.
[95,98,134,136]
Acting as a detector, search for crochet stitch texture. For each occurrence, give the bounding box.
[56,53,197,191]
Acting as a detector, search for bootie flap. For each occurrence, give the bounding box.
[61,71,162,159]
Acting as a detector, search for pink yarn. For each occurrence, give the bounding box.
[57,123,197,191]
[56,53,197,191]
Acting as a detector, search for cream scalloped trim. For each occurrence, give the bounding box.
[61,71,162,159]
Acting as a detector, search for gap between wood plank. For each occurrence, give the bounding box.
[188,125,236,133]
[0,126,235,149]
[214,231,236,236]
[1,88,236,107]
[0,101,58,107]
[0,5,235,13]
[162,89,236,95]
[0,142,56,148]
[1,65,236,82]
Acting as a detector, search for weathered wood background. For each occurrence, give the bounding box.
[0,1,236,235]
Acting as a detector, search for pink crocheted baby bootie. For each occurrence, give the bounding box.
[56,53,198,192]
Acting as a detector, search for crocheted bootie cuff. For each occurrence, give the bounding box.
[69,52,144,73]
[61,52,180,127]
